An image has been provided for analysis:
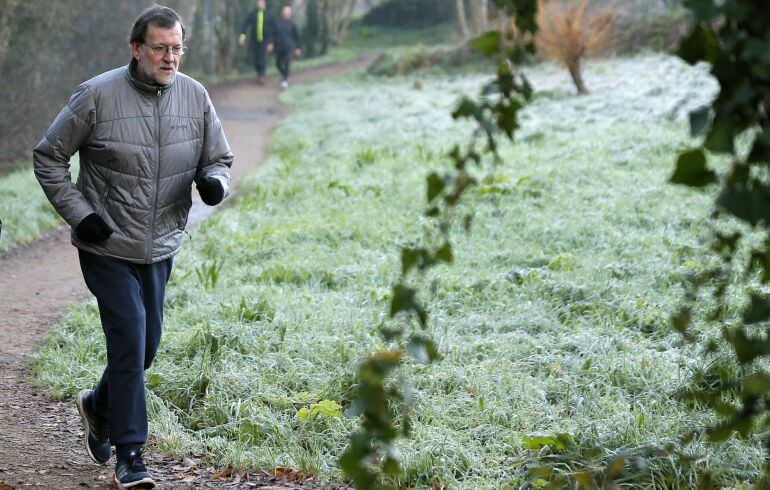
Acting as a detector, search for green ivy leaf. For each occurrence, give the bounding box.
[452,97,478,119]
[496,98,523,137]
[743,372,770,397]
[463,214,473,232]
[435,242,453,264]
[406,335,440,364]
[390,284,427,327]
[401,248,421,275]
[689,106,711,137]
[297,407,311,421]
[750,249,770,284]
[704,119,735,153]
[677,24,718,64]
[523,435,557,450]
[379,325,403,342]
[743,292,770,324]
[339,433,378,489]
[748,136,770,163]
[522,433,574,451]
[707,422,737,442]
[427,172,445,202]
[670,149,716,187]
[684,0,719,22]
[381,455,400,476]
[469,30,502,58]
[724,326,770,364]
[717,176,770,226]
[519,74,533,101]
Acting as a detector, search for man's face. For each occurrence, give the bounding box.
[257,0,266,10]
[131,22,184,86]
[282,6,292,19]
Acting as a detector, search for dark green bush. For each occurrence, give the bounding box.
[614,7,692,53]
[367,44,484,77]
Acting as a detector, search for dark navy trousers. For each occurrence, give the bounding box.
[78,249,173,449]
[276,49,292,81]
[254,41,268,76]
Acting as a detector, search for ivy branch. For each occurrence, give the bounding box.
[338,1,539,488]
[670,0,770,486]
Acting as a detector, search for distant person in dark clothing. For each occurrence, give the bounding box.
[239,0,274,85]
[273,5,301,89]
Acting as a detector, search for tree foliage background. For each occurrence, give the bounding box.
[0,0,252,167]
[0,0,367,170]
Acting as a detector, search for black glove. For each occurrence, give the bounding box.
[197,176,225,206]
[75,213,113,243]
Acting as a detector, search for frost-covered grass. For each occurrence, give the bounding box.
[34,53,763,487]
[0,158,79,253]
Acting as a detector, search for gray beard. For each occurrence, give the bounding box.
[137,62,174,87]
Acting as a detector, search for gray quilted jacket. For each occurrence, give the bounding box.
[33,60,233,264]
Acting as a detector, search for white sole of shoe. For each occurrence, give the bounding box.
[114,474,156,489]
[76,389,108,465]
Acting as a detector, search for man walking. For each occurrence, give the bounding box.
[239,0,274,85]
[33,5,233,489]
[273,5,301,89]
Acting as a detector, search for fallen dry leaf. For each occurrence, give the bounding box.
[212,468,232,479]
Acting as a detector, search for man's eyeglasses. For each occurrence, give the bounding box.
[144,43,186,56]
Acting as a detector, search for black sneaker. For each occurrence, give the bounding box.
[114,449,155,489]
[76,389,111,464]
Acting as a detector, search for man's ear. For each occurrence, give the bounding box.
[130,41,141,61]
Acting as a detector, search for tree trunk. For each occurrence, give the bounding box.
[479,0,489,33]
[567,58,589,94]
[470,0,488,35]
[173,0,198,36]
[456,0,469,40]
[495,5,510,40]
[335,0,357,44]
[320,0,331,55]
[203,0,216,75]
[0,0,20,69]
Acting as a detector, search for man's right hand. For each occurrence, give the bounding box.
[75,213,113,243]
[267,43,273,54]
[238,36,246,47]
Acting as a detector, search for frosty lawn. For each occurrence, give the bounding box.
[0,158,79,254]
[34,53,763,487]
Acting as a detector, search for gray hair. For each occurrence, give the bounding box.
[129,4,186,44]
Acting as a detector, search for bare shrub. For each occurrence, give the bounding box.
[536,0,616,94]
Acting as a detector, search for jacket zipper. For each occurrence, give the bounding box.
[146,88,162,262]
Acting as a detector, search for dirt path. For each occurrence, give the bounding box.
[0,58,367,489]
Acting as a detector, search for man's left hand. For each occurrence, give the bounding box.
[197,176,226,206]
[294,48,301,58]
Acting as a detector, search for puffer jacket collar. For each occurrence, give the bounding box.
[125,58,176,95]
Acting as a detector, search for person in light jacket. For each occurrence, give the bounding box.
[33,5,233,489]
